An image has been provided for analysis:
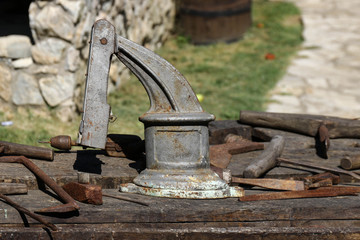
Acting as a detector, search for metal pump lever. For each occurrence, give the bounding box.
[78,19,242,198]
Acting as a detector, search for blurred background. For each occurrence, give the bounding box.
[0,0,303,145]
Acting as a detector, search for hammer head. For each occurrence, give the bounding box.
[62,182,103,205]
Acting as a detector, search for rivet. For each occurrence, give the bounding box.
[100,38,107,45]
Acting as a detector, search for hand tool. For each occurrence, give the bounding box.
[0,156,79,213]
[40,134,145,159]
[239,186,360,202]
[243,135,285,178]
[278,157,360,181]
[0,193,57,231]
[232,177,305,191]
[211,163,304,191]
[75,19,242,198]
[341,155,360,170]
[0,140,53,161]
[0,183,28,195]
[209,137,264,169]
[239,110,360,139]
[315,123,330,159]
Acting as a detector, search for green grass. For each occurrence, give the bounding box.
[0,109,78,147]
[0,0,302,145]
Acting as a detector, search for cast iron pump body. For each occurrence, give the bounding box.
[77,19,241,198]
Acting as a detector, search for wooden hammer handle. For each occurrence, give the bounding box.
[243,135,285,178]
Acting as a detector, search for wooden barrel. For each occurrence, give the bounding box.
[180,0,252,45]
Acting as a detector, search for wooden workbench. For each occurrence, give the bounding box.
[1,126,360,239]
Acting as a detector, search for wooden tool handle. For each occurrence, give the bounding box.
[239,110,360,139]
[341,155,360,170]
[243,135,285,178]
[0,141,54,161]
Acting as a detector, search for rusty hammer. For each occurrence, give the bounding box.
[210,134,264,169]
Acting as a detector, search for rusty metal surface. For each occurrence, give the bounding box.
[0,156,79,213]
[239,186,360,202]
[63,182,103,205]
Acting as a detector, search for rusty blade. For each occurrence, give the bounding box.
[232,177,305,191]
[315,123,330,159]
[0,156,79,213]
[239,186,360,202]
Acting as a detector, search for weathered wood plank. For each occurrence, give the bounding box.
[1,225,360,240]
[1,122,360,236]
[0,150,139,190]
[0,189,360,227]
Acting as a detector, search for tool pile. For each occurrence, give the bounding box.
[208,110,360,202]
[2,110,360,231]
[0,138,149,231]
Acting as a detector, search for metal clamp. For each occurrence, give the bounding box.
[77,19,242,199]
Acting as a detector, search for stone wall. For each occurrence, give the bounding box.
[0,0,175,121]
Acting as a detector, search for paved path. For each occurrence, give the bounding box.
[266,0,360,118]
